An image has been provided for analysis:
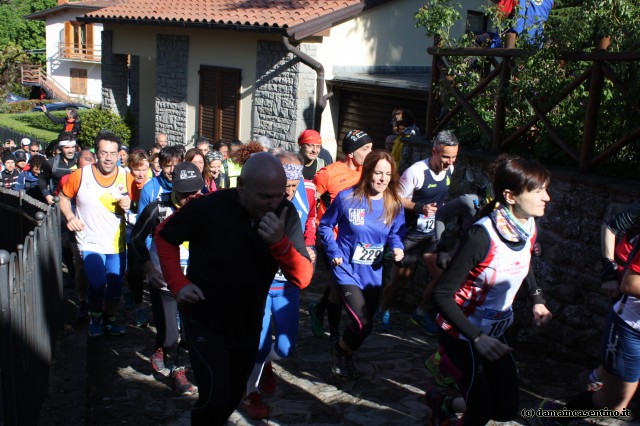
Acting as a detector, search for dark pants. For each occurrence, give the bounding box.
[334,283,380,351]
[149,287,185,368]
[440,331,519,425]
[183,312,258,425]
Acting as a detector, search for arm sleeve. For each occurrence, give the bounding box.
[304,183,317,246]
[435,194,480,242]
[606,201,640,236]
[44,110,65,124]
[155,199,200,296]
[61,169,82,199]
[271,201,313,289]
[137,182,153,217]
[432,225,492,341]
[131,203,158,265]
[387,208,406,250]
[38,161,52,196]
[318,192,345,261]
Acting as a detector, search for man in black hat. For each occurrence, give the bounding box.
[131,162,203,397]
[1,153,19,189]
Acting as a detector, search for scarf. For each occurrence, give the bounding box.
[490,203,534,243]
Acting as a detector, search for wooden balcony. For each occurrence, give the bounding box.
[58,42,101,63]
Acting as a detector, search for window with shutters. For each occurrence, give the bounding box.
[198,66,241,141]
[70,68,87,95]
[62,22,98,61]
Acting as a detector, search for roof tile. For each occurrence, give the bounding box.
[84,0,364,29]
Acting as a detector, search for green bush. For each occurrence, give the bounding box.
[418,0,640,179]
[80,107,131,149]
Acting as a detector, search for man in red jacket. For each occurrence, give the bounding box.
[155,152,313,425]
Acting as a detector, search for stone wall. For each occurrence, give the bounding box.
[155,34,189,147]
[101,30,128,116]
[397,148,640,363]
[128,55,140,143]
[253,40,317,150]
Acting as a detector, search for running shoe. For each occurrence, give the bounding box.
[424,386,455,426]
[171,366,195,396]
[577,369,603,392]
[260,361,276,394]
[410,310,438,336]
[308,302,326,337]
[150,347,165,372]
[425,352,456,388]
[103,316,126,335]
[242,391,269,420]
[330,342,360,380]
[376,309,392,333]
[88,313,104,337]
[135,307,148,327]
[77,301,89,320]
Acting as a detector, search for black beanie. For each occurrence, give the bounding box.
[342,130,372,154]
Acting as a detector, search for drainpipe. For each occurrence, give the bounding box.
[282,36,333,131]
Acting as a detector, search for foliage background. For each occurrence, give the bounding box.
[417,0,640,179]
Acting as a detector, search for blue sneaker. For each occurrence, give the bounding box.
[88,313,104,337]
[410,310,438,336]
[377,309,392,332]
[103,316,126,335]
[135,307,148,327]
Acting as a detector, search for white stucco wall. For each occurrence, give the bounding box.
[44,10,103,104]
[313,0,485,153]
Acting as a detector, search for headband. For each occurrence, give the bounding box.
[283,163,303,181]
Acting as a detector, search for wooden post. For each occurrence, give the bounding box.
[426,35,442,139]
[505,32,517,49]
[492,56,511,151]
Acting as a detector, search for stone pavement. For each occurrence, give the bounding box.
[42,266,638,426]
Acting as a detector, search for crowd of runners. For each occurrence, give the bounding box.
[3,106,639,425]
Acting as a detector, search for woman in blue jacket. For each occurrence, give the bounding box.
[319,149,405,380]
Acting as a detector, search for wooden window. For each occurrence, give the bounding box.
[198,66,241,141]
[63,22,94,58]
[70,68,87,94]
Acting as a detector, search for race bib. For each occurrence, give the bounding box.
[416,214,435,234]
[352,243,384,265]
[480,308,514,338]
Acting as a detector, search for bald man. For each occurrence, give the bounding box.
[155,152,313,425]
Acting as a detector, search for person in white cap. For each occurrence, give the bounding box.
[38,132,78,204]
[20,138,31,160]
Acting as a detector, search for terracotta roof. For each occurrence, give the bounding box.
[80,0,393,40]
[25,0,126,20]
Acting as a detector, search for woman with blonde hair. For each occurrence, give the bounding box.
[318,149,405,380]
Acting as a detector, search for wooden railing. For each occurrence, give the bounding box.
[426,41,640,172]
[57,42,101,63]
[20,65,72,102]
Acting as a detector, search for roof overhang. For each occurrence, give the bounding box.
[25,4,104,21]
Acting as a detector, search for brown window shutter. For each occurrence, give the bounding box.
[198,66,240,141]
[219,69,240,141]
[64,22,73,55]
[86,23,94,59]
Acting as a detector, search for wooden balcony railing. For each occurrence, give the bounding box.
[57,42,101,63]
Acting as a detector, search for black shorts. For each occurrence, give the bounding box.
[397,230,437,267]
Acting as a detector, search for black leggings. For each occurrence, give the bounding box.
[126,246,145,304]
[440,331,519,425]
[334,283,380,351]
[149,287,185,367]
[183,311,257,425]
